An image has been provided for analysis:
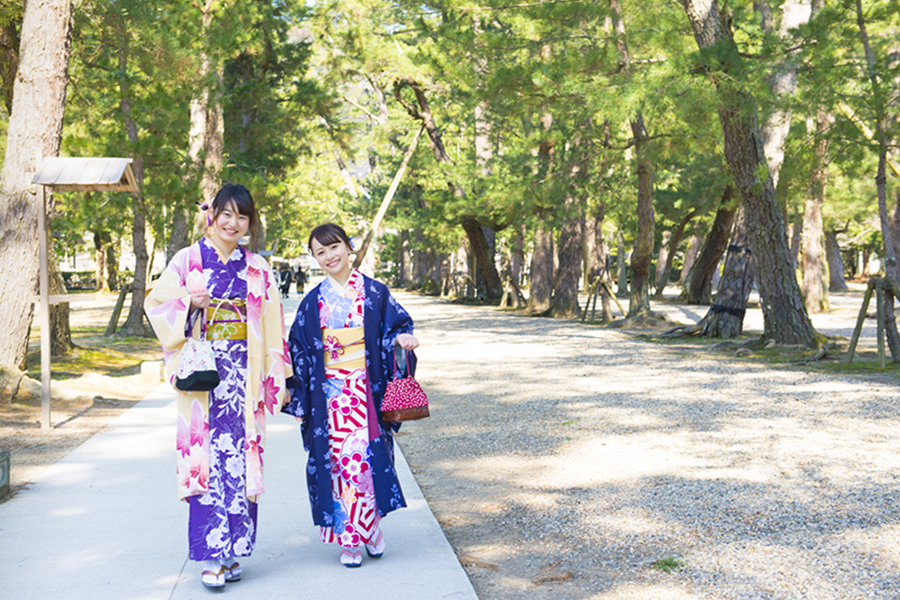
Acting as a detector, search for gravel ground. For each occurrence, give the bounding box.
[393,292,900,600]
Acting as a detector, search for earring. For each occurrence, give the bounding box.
[207,214,212,227]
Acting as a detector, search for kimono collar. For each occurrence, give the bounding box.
[325,269,364,297]
[202,236,244,264]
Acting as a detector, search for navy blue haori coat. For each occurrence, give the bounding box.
[281,275,416,527]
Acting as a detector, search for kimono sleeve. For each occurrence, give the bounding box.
[380,288,416,374]
[281,300,313,419]
[259,258,293,407]
[144,255,197,383]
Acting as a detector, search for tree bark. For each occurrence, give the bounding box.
[460,216,503,300]
[411,228,427,290]
[528,223,554,313]
[688,185,737,304]
[681,0,818,347]
[167,206,191,264]
[398,229,410,288]
[628,115,655,317]
[94,229,111,292]
[0,0,73,369]
[49,251,73,356]
[759,0,812,191]
[589,202,614,321]
[394,78,503,300]
[800,109,832,313]
[0,14,20,114]
[855,0,900,360]
[824,230,848,292]
[616,230,628,296]
[116,31,149,337]
[679,231,703,288]
[654,211,697,297]
[690,208,755,337]
[550,201,583,318]
[511,224,525,286]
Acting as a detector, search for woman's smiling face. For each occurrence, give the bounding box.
[209,200,250,249]
[310,236,352,281]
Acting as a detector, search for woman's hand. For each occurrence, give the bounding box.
[396,333,419,350]
[189,289,210,310]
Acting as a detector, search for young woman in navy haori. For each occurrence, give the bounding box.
[282,223,419,567]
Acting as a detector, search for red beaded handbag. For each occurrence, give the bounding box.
[381,349,429,423]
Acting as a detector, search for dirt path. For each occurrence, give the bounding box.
[1,294,161,496]
[396,293,900,600]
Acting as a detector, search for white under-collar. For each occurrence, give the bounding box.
[326,271,354,294]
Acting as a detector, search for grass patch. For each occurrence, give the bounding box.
[26,326,161,379]
[650,556,686,573]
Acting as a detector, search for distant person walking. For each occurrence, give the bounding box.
[145,184,292,589]
[282,223,419,567]
[279,263,293,297]
[295,265,306,295]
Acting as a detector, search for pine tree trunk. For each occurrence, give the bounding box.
[460,217,503,300]
[528,224,554,313]
[167,206,192,264]
[395,78,503,300]
[759,0,812,191]
[398,229,410,288]
[688,185,737,304]
[679,232,703,288]
[0,16,19,114]
[49,252,74,356]
[824,230,848,292]
[654,210,697,297]
[800,109,832,313]
[511,225,525,286]
[627,115,655,317]
[411,228,427,290]
[106,242,118,291]
[789,217,801,271]
[117,32,149,337]
[616,230,628,296]
[691,208,755,337]
[0,0,73,369]
[654,231,671,296]
[94,229,111,292]
[682,0,818,346]
[550,200,583,318]
[854,0,900,360]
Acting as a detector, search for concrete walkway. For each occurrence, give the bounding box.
[0,383,477,600]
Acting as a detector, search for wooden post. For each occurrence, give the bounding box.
[38,185,51,431]
[601,279,627,317]
[104,283,131,336]
[580,277,596,323]
[845,278,875,363]
[876,278,885,369]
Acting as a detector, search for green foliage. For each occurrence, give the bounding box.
[650,556,686,573]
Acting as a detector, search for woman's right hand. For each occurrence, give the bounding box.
[189,289,210,310]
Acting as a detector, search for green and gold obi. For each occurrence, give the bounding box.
[206,299,247,341]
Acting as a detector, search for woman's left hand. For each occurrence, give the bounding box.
[396,333,419,350]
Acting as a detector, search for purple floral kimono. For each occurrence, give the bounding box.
[146,238,291,560]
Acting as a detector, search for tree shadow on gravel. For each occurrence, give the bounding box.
[400,298,900,600]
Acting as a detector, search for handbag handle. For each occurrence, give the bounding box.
[391,345,410,378]
[186,305,209,340]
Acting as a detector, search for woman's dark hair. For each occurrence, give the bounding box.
[210,183,259,239]
[308,223,353,252]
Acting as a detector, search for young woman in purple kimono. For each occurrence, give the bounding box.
[282,223,419,567]
[145,184,291,588]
